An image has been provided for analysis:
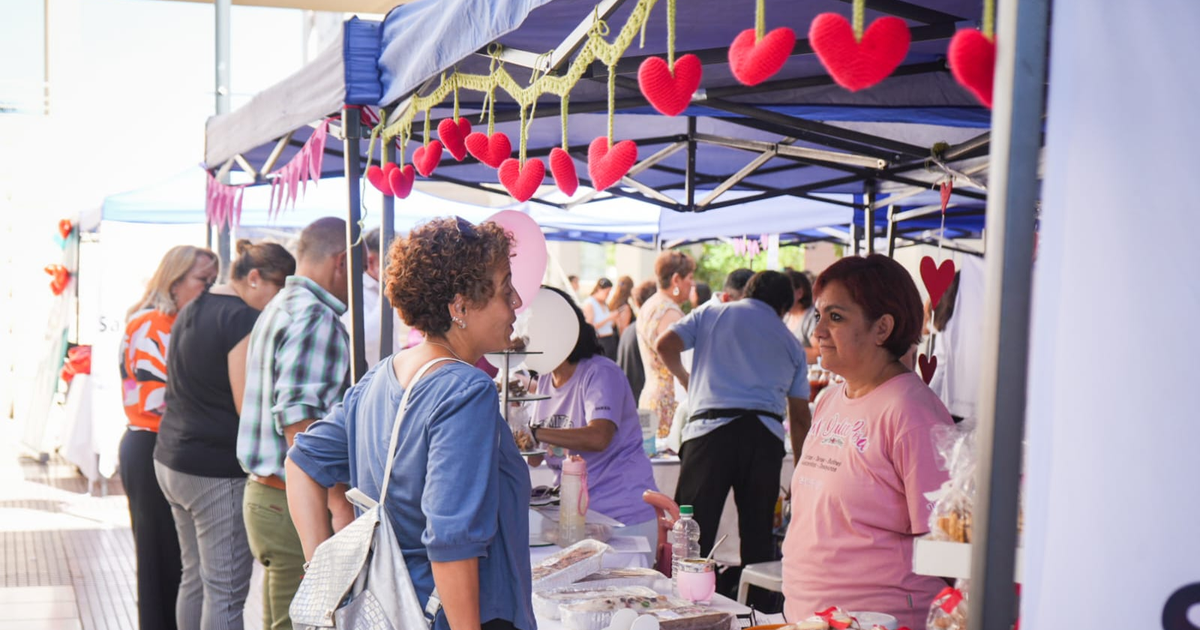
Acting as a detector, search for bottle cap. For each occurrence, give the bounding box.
[562,455,586,475]
[679,505,694,516]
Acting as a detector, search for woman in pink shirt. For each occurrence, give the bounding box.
[782,255,953,629]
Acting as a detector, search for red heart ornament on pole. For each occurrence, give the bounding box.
[387,164,416,199]
[413,140,444,177]
[366,164,394,196]
[637,54,703,117]
[438,117,472,161]
[58,219,73,239]
[918,353,937,385]
[465,132,513,169]
[920,256,956,309]
[549,148,579,197]
[809,14,911,91]
[728,27,796,86]
[587,137,638,192]
[498,158,545,202]
[948,29,996,108]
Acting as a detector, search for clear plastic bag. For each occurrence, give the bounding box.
[532,585,659,620]
[926,419,976,543]
[572,567,667,591]
[926,581,968,630]
[531,539,613,590]
[559,593,687,630]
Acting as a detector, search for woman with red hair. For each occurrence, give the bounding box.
[782,254,953,629]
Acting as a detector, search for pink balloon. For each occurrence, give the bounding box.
[485,210,547,314]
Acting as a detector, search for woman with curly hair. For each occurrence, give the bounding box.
[285,217,534,630]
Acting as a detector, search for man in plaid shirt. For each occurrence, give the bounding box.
[238,217,353,630]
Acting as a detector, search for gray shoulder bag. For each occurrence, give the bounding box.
[291,357,462,630]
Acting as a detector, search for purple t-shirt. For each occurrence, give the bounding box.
[532,355,658,526]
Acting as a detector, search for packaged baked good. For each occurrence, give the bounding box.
[533,585,659,620]
[927,421,976,542]
[531,539,612,590]
[647,605,738,630]
[559,593,687,630]
[926,582,968,630]
[572,567,668,591]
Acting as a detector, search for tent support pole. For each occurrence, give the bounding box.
[864,181,877,255]
[379,142,396,361]
[342,106,368,383]
[968,0,1049,625]
[849,221,860,256]
[686,117,697,211]
[885,205,897,257]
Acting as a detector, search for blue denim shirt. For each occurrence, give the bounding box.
[289,358,534,630]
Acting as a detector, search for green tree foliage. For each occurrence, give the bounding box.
[693,242,806,288]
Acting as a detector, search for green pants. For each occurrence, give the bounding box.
[243,480,304,630]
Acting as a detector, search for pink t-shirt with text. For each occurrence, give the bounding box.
[782,371,953,629]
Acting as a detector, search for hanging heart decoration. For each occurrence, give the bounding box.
[809,13,911,91]
[920,256,956,309]
[413,140,444,177]
[44,265,70,296]
[387,164,416,199]
[918,353,937,385]
[466,132,513,169]
[940,180,953,213]
[366,164,394,196]
[498,158,546,202]
[948,29,996,108]
[729,27,796,86]
[587,137,638,191]
[638,55,702,117]
[438,117,472,161]
[58,220,74,240]
[549,148,579,197]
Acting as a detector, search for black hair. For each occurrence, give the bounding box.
[693,282,712,306]
[746,270,795,317]
[544,286,605,365]
[784,269,813,309]
[723,268,755,296]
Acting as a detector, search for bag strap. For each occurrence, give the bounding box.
[377,356,466,506]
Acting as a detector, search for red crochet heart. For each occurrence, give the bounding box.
[918,353,937,385]
[387,164,416,199]
[438,117,472,161]
[366,164,394,196]
[413,141,443,177]
[940,180,953,213]
[45,265,70,296]
[920,256,956,309]
[809,14,911,91]
[637,54,702,117]
[465,132,512,169]
[58,219,73,239]
[728,27,796,86]
[948,28,996,108]
[498,158,545,202]
[587,138,638,192]
[549,148,579,197]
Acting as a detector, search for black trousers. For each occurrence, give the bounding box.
[119,429,182,630]
[675,415,784,604]
[598,334,619,361]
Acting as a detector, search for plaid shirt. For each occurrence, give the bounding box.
[237,276,350,478]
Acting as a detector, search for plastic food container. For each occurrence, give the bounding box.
[531,539,613,591]
[532,585,659,620]
[572,567,668,591]
[559,594,688,630]
[649,606,738,630]
[849,612,898,630]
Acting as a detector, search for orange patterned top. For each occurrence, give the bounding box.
[119,309,176,431]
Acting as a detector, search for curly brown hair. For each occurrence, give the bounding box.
[654,250,695,289]
[384,217,513,335]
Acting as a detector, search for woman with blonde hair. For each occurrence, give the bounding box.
[119,244,217,630]
[154,240,295,630]
[636,250,695,439]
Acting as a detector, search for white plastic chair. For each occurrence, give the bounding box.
[736,560,783,604]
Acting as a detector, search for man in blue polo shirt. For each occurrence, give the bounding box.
[656,270,810,603]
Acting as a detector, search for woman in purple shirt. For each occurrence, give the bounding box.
[528,287,660,550]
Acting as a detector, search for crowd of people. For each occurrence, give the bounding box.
[117,216,961,630]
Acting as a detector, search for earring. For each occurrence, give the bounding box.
[451,316,467,330]
[672,287,680,297]
[251,282,258,289]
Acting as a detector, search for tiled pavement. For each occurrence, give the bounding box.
[1,426,263,630]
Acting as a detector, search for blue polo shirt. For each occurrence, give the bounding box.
[669,298,809,444]
[289,358,534,630]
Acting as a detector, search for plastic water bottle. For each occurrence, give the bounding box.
[558,456,588,546]
[671,505,702,594]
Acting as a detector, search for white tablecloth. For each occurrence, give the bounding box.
[529,457,795,566]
